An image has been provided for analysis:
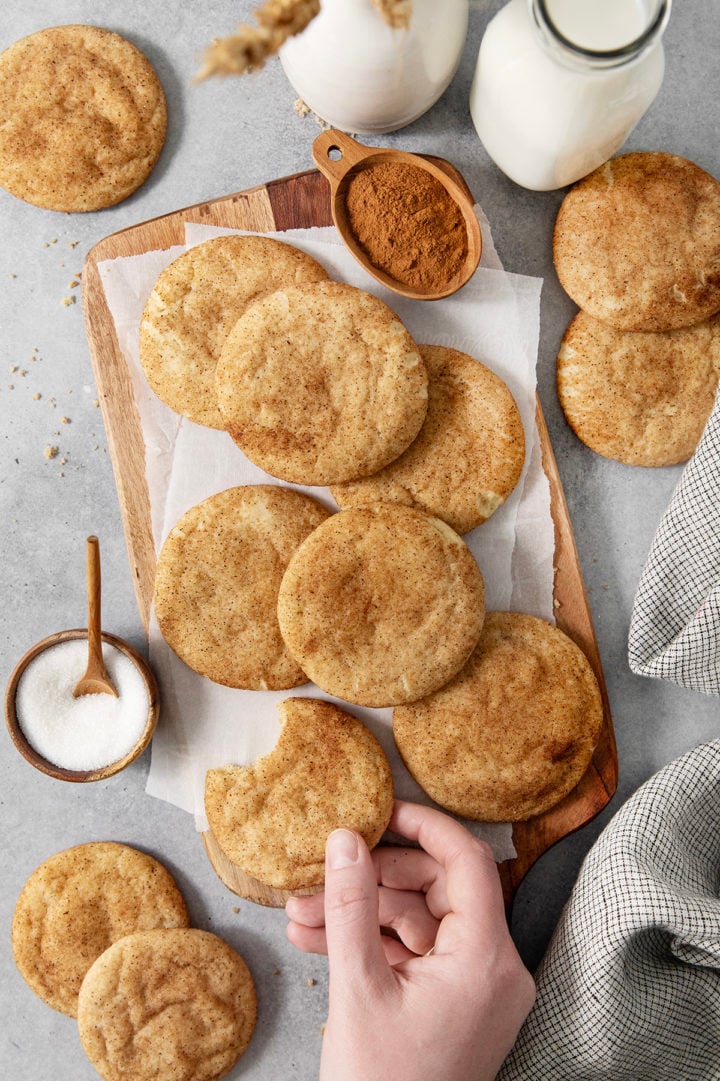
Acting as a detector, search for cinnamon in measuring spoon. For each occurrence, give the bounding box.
[344,161,468,292]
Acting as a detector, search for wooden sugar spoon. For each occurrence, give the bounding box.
[73,535,118,698]
[312,129,482,301]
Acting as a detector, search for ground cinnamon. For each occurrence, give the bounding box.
[344,160,468,292]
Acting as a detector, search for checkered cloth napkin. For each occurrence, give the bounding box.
[498,739,720,1080]
[499,390,720,1078]
[627,383,720,694]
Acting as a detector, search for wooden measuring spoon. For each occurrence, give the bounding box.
[312,129,482,301]
[73,535,118,698]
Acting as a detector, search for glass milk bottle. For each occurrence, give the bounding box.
[470,0,671,190]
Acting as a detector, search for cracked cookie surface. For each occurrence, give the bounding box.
[332,344,525,534]
[12,842,189,1016]
[553,152,720,332]
[0,25,166,212]
[394,611,604,822]
[277,503,486,707]
[215,281,428,485]
[139,235,329,429]
[154,485,329,689]
[205,697,393,890]
[557,310,720,465]
[77,928,256,1081]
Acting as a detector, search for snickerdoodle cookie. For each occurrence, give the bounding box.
[139,235,329,428]
[277,503,486,707]
[215,281,428,484]
[153,485,330,689]
[393,611,604,822]
[77,928,256,1081]
[332,344,525,533]
[205,697,394,890]
[11,842,189,1016]
[0,25,166,212]
[553,152,720,332]
[557,310,720,466]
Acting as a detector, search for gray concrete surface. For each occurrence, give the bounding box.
[1,2,718,1078]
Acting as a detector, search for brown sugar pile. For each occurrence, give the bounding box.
[344,161,468,292]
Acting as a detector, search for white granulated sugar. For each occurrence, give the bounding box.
[15,639,150,771]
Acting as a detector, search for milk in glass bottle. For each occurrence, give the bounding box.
[470,0,671,190]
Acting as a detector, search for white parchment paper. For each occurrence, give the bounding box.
[98,211,548,862]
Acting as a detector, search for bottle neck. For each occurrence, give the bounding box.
[530,0,671,71]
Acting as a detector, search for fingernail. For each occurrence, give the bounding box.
[327,829,359,869]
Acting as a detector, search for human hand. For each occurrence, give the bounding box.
[285,800,535,1081]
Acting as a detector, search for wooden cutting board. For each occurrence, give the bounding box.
[83,165,617,910]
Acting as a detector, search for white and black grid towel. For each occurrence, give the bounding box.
[628,383,720,694]
[499,740,720,1080]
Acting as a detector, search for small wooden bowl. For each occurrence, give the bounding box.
[5,629,160,783]
[312,129,482,301]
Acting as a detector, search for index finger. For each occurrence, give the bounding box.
[389,801,507,935]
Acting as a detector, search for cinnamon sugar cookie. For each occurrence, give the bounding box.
[277,503,486,707]
[77,928,256,1081]
[205,697,394,890]
[0,25,166,212]
[553,153,720,332]
[557,310,720,466]
[139,235,329,428]
[393,611,603,821]
[215,281,428,484]
[11,843,189,1016]
[154,485,330,689]
[332,344,525,533]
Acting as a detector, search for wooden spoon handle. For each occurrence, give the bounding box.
[86,536,104,672]
[311,130,373,189]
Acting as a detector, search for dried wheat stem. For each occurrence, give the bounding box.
[372,0,413,30]
[196,0,321,80]
[196,0,413,81]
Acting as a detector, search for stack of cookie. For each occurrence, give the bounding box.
[553,152,720,467]
[141,234,524,698]
[12,843,257,1081]
[138,232,602,890]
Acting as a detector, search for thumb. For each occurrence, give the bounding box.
[323,829,392,992]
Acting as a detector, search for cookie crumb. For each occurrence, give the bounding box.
[69,279,80,288]
[93,399,100,408]
[61,295,76,307]
[232,906,240,914]
[44,446,59,460]
[306,977,316,987]
[69,240,80,249]
[553,598,561,609]
[294,98,311,117]
[273,968,282,977]
[32,392,41,401]
[9,365,18,373]
[61,416,71,424]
